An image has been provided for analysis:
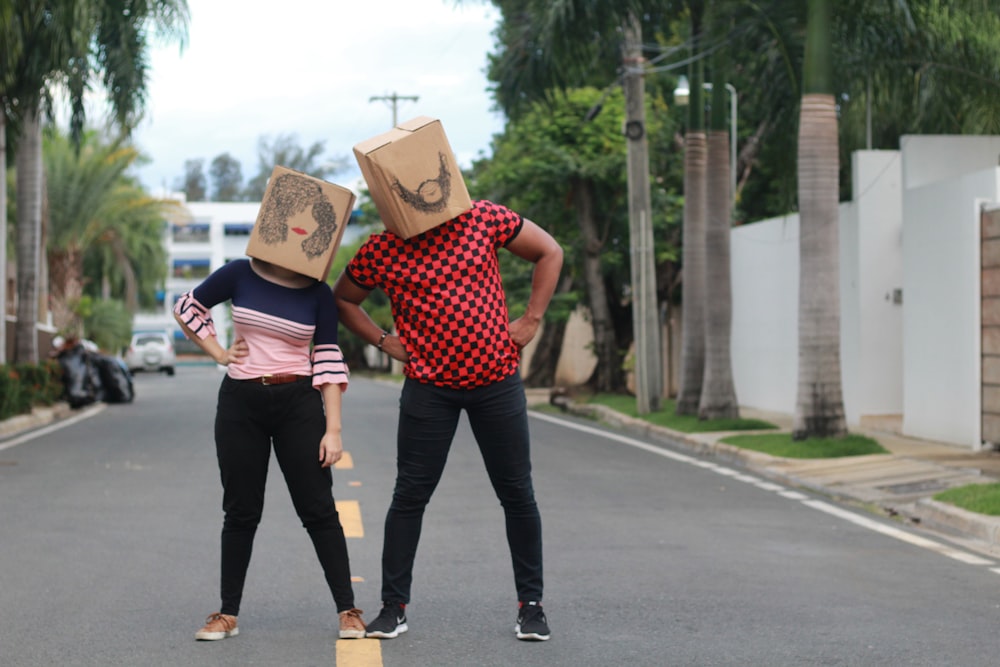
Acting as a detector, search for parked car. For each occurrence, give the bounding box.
[125,331,176,376]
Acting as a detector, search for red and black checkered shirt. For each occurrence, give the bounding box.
[345,200,524,389]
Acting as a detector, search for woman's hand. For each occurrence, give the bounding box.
[319,431,344,468]
[217,337,249,366]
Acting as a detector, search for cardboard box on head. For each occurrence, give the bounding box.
[245,166,356,281]
[353,116,473,239]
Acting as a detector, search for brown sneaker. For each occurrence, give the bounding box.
[338,608,366,639]
[195,612,239,641]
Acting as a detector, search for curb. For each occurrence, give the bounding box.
[0,402,74,441]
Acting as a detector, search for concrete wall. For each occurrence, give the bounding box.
[900,135,1000,190]
[730,214,800,415]
[845,151,904,420]
[729,151,904,428]
[902,167,1000,447]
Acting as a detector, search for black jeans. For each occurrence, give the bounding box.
[381,371,543,604]
[214,375,355,615]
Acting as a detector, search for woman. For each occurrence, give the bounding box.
[174,257,365,641]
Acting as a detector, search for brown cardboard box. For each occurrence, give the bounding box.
[245,166,356,281]
[353,116,472,239]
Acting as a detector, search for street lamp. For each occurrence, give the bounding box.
[674,75,738,206]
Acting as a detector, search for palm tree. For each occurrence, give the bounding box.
[793,0,845,439]
[44,129,172,335]
[698,39,739,419]
[675,3,708,416]
[8,0,188,362]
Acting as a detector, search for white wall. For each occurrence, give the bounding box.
[730,151,904,427]
[730,215,800,415]
[903,168,1000,447]
[900,135,1000,190]
[848,151,904,419]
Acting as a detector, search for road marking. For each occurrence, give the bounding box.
[336,638,382,666]
[336,500,364,538]
[802,499,995,566]
[0,404,106,452]
[532,411,998,570]
[336,452,355,469]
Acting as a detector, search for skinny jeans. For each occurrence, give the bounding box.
[381,371,543,604]
[214,375,355,615]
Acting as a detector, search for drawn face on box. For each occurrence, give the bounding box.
[255,173,339,259]
[390,152,452,214]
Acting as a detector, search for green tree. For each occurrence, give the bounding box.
[209,152,243,202]
[44,128,172,335]
[475,87,645,390]
[5,0,188,363]
[244,134,346,201]
[177,158,206,201]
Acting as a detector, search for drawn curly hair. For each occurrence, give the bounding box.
[256,173,338,258]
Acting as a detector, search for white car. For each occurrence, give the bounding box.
[125,331,176,376]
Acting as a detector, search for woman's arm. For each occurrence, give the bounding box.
[173,311,248,366]
[317,382,345,468]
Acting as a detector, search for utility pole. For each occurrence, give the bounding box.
[369,92,420,127]
[623,14,662,414]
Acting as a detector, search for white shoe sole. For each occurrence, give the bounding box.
[339,628,366,639]
[366,622,408,639]
[195,627,239,641]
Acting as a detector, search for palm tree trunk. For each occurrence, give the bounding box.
[699,31,739,419]
[700,127,739,418]
[14,106,42,363]
[794,0,847,439]
[676,126,708,415]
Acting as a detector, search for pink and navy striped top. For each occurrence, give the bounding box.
[173,259,349,389]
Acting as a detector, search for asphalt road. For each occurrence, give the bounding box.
[2,365,1000,666]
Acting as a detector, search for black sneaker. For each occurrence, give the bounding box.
[366,601,408,639]
[515,601,550,641]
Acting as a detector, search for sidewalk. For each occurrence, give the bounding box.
[531,391,1000,558]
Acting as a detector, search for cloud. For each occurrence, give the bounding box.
[131,0,504,193]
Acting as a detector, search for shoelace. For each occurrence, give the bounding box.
[205,612,235,628]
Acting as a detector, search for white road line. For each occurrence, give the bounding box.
[532,411,998,569]
[0,404,106,452]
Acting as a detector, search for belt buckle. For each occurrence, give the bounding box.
[261,375,272,386]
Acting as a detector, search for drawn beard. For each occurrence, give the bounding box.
[391,152,452,213]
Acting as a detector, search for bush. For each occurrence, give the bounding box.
[0,360,65,421]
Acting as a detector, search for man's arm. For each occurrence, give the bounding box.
[505,218,564,348]
[331,274,408,361]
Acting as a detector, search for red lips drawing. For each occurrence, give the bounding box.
[291,227,307,235]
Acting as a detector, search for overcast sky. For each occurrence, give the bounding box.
[129,0,504,195]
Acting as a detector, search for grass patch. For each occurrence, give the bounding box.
[720,433,888,458]
[586,393,777,433]
[933,483,1000,516]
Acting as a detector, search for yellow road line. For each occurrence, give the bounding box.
[336,638,382,666]
[335,452,355,469]
[336,500,363,538]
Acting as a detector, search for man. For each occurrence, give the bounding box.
[333,198,563,641]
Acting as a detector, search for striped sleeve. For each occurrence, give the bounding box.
[173,292,217,340]
[312,343,349,389]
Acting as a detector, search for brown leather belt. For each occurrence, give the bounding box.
[240,374,309,386]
